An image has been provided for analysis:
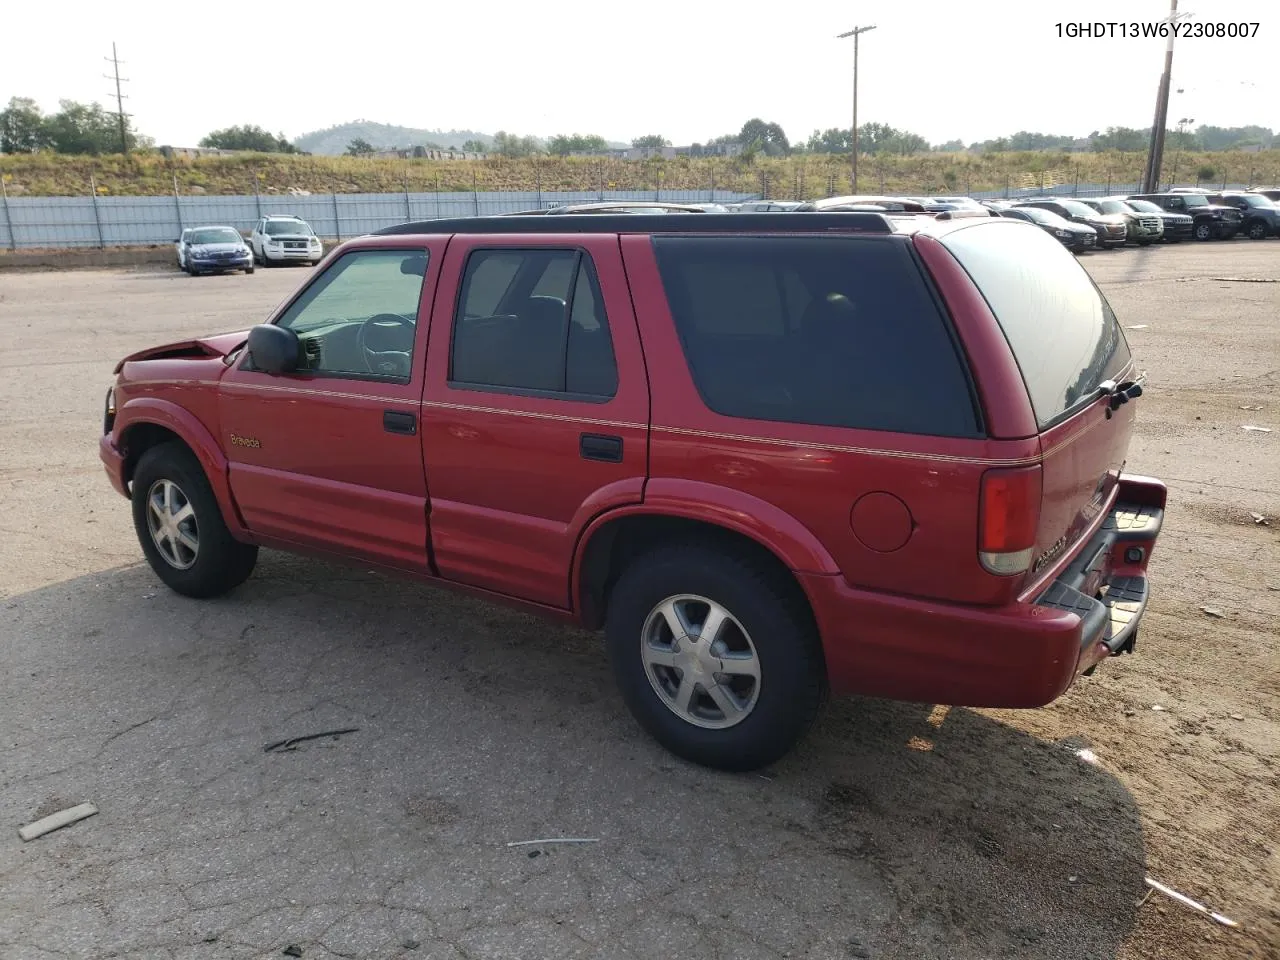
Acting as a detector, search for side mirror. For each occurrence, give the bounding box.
[246,324,300,375]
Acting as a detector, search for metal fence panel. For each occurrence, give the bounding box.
[0,184,1259,250]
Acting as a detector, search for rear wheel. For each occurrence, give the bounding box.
[131,442,258,598]
[604,545,825,771]
[1246,220,1268,240]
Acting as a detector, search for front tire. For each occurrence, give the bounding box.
[131,442,258,598]
[1194,221,1213,241]
[604,545,825,771]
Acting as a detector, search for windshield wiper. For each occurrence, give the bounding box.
[1099,374,1145,418]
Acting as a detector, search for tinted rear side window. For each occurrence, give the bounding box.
[652,236,980,438]
[941,222,1132,428]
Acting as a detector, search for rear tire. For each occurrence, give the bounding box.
[130,442,258,598]
[1246,220,1268,240]
[604,545,825,771]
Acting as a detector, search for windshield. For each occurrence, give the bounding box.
[1125,199,1162,213]
[1095,200,1132,215]
[1056,199,1099,218]
[265,220,312,236]
[1019,207,1068,227]
[1180,195,1209,208]
[190,228,242,245]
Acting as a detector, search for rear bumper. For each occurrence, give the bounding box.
[804,475,1166,708]
[100,435,129,498]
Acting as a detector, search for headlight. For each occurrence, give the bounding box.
[1054,229,1071,237]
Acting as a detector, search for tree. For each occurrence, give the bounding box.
[0,97,46,153]
[855,123,927,156]
[345,138,375,156]
[737,118,790,157]
[1196,165,1217,182]
[461,139,486,153]
[43,100,142,155]
[933,139,966,152]
[1090,126,1148,152]
[631,134,671,155]
[548,133,609,156]
[806,128,851,153]
[199,125,298,152]
[492,131,541,157]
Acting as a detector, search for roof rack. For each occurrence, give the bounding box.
[373,212,900,236]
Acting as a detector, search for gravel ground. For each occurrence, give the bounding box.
[0,244,1276,960]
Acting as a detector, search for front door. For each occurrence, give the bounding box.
[219,241,444,570]
[421,235,650,608]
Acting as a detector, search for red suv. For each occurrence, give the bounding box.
[100,212,1165,771]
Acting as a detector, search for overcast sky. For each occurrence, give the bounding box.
[3,0,1273,148]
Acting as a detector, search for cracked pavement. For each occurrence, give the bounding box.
[2,251,1276,960]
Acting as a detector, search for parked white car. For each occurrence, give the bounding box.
[249,215,324,266]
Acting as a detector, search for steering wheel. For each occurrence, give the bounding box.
[357,313,415,378]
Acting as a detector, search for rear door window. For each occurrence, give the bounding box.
[651,236,981,438]
[940,222,1132,428]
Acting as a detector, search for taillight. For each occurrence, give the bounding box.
[979,466,1042,575]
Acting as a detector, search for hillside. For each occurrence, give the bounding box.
[2,149,1277,198]
[293,121,498,155]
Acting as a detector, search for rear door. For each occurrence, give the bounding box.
[939,222,1137,591]
[420,234,649,608]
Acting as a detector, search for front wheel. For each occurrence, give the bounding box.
[1194,221,1213,241]
[604,545,826,771]
[244,265,255,274]
[131,442,258,598]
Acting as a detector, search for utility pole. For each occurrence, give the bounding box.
[104,42,130,156]
[1141,2,1193,193]
[837,24,876,194]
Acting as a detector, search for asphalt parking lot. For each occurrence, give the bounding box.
[1,245,1277,960]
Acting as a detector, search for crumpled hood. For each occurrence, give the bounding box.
[113,330,249,373]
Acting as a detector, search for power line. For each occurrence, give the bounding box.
[103,42,130,156]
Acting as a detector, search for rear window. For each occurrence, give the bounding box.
[940,222,1132,428]
[651,236,980,438]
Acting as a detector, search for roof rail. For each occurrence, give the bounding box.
[372,212,899,236]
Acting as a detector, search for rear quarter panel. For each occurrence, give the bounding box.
[620,233,1039,606]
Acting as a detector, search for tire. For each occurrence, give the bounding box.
[1194,221,1213,241]
[1246,220,1268,240]
[245,265,255,274]
[604,544,825,771]
[130,442,258,599]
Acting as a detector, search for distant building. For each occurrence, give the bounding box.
[158,146,241,158]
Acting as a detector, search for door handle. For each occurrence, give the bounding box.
[383,410,417,436]
[580,433,623,463]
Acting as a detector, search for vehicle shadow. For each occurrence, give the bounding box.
[1,554,1146,960]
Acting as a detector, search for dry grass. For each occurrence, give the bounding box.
[2,149,1278,199]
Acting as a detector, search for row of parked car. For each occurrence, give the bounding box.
[173,215,324,275]
[173,187,1280,275]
